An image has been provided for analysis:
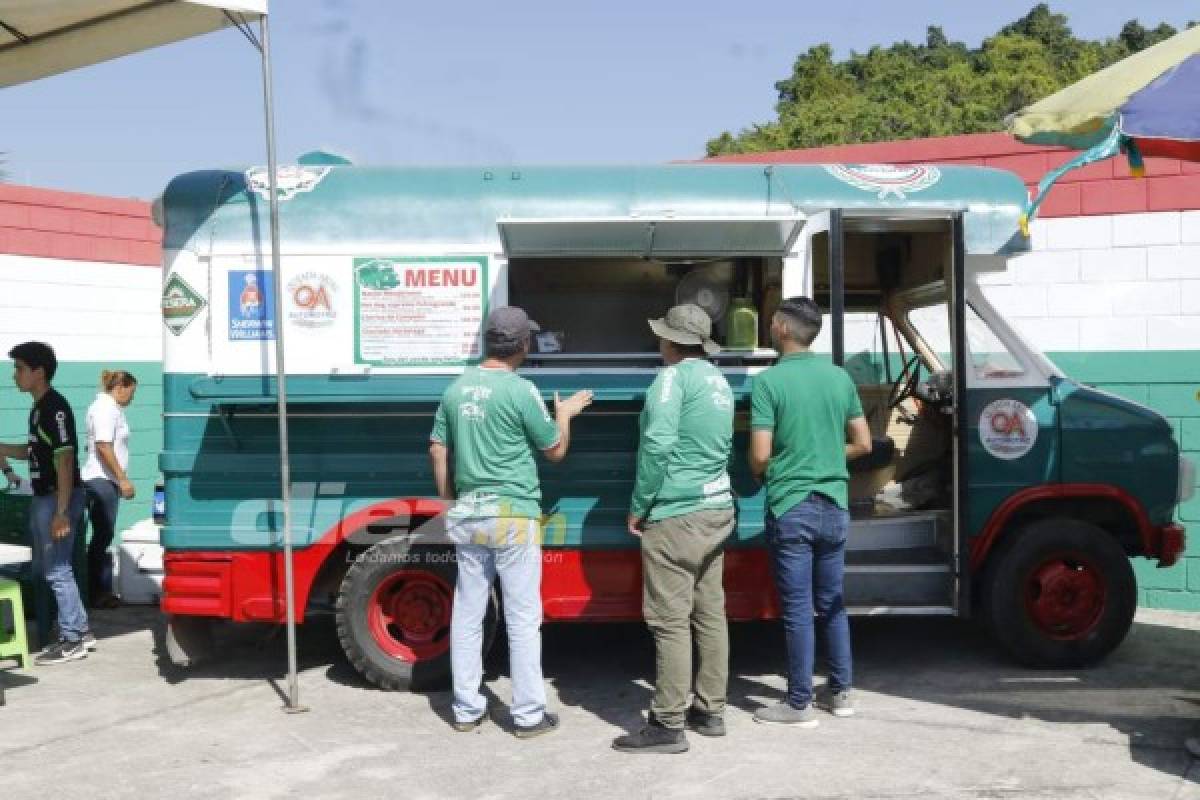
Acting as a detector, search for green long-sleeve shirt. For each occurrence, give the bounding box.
[630,358,735,522]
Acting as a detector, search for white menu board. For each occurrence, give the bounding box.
[353,256,488,366]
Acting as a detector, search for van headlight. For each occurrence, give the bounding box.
[1181,457,1197,504]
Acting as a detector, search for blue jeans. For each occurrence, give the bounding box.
[30,489,89,642]
[765,492,852,708]
[449,517,546,727]
[85,478,120,600]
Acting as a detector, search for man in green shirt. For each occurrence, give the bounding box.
[429,306,592,739]
[612,304,735,755]
[748,297,871,727]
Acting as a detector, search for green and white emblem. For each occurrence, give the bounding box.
[825,164,941,199]
[162,272,207,336]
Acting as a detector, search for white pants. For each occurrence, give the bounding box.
[449,517,546,727]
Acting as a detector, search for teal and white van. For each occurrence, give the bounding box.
[157,161,1193,688]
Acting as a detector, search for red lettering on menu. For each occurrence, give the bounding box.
[405,268,478,288]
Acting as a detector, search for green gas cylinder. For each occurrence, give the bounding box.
[725,298,758,349]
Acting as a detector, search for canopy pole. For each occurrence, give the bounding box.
[258,13,305,714]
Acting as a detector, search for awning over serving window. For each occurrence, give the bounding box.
[497,215,806,259]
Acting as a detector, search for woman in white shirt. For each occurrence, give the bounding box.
[82,370,137,609]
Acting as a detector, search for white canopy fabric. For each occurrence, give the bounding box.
[0,0,303,712]
[0,0,266,88]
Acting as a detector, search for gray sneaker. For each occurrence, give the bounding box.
[451,708,488,733]
[81,631,98,652]
[753,701,819,728]
[820,689,855,718]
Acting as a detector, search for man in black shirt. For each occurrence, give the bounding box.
[0,342,90,664]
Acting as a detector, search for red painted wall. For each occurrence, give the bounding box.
[706,131,1200,217]
[0,183,159,266]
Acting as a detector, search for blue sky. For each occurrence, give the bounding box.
[0,0,1193,199]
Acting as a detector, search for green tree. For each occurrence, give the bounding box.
[707,4,1178,156]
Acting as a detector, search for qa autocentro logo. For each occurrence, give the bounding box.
[287,271,338,328]
[979,398,1038,460]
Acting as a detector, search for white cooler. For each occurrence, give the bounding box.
[116,518,164,605]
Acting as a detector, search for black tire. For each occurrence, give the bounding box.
[335,539,495,690]
[981,517,1136,669]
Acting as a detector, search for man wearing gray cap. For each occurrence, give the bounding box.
[612,304,736,754]
[430,305,593,738]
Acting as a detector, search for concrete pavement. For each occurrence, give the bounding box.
[2,607,1199,799]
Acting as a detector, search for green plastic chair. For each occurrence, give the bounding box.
[0,577,30,705]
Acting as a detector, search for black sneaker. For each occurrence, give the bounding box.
[612,717,689,754]
[451,708,488,733]
[514,711,560,740]
[685,708,726,737]
[35,639,87,665]
[81,631,98,652]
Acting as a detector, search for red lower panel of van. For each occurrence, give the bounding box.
[162,548,781,623]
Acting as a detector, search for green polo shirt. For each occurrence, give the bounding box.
[750,352,864,515]
[430,366,560,519]
[630,358,735,522]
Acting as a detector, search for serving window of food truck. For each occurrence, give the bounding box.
[498,215,802,364]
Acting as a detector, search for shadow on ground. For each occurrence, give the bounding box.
[120,603,1200,785]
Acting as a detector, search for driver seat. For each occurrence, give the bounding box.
[849,437,896,473]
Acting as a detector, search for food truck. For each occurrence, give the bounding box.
[157,161,1193,689]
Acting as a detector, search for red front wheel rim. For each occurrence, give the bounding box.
[1023,552,1107,640]
[367,570,453,662]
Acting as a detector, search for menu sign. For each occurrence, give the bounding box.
[353,256,488,366]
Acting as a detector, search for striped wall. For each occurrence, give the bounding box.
[999,212,1200,612]
[0,184,161,538]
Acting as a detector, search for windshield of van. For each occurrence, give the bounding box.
[908,302,1026,380]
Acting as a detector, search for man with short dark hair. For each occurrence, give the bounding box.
[430,307,592,738]
[0,341,91,664]
[613,304,735,754]
[749,298,872,726]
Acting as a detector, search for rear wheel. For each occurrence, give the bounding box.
[982,518,1136,668]
[336,540,494,690]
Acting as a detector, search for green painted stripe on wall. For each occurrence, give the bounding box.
[0,361,162,537]
[1053,350,1199,613]
[1048,351,1200,388]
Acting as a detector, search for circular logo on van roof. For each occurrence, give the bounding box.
[979,398,1038,460]
[824,164,941,199]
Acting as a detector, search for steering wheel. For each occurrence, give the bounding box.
[888,354,922,415]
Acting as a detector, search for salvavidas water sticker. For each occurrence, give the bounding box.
[228,270,276,341]
[979,398,1038,460]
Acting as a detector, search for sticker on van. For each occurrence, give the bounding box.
[161,272,206,336]
[824,164,941,200]
[979,398,1038,460]
[244,165,331,202]
[228,270,276,341]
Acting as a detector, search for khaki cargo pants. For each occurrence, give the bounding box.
[640,507,736,729]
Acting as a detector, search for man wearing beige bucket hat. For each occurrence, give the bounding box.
[612,304,735,755]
